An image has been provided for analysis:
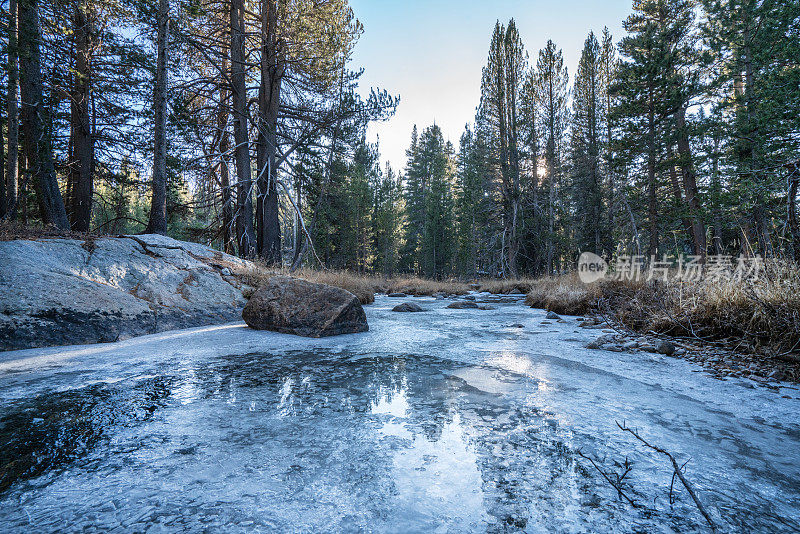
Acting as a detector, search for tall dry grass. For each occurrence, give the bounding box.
[524,262,800,356]
[232,263,384,304]
[385,276,470,296]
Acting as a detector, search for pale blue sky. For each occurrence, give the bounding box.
[348,0,633,172]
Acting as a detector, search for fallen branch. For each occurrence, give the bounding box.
[576,449,639,507]
[616,421,717,530]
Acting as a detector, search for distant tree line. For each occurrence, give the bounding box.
[1,0,799,278]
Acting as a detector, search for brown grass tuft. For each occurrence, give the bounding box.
[524,274,606,315]
[478,278,537,294]
[0,220,99,242]
[385,276,470,296]
[525,262,800,355]
[232,263,382,305]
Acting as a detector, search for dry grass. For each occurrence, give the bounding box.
[610,262,800,355]
[524,273,607,315]
[477,278,538,294]
[232,263,383,305]
[385,276,470,296]
[0,220,98,242]
[524,262,800,356]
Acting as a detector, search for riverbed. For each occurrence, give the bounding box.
[1,295,799,532]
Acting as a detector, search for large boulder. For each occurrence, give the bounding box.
[0,234,252,351]
[242,276,368,337]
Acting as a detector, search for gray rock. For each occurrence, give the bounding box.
[546,311,561,320]
[768,369,785,381]
[392,302,425,313]
[1,235,250,351]
[243,276,368,337]
[587,334,617,350]
[477,305,496,310]
[387,292,407,297]
[464,295,476,301]
[656,340,677,356]
[622,340,639,350]
[447,301,479,309]
[509,323,524,328]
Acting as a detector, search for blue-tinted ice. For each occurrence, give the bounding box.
[1,295,799,532]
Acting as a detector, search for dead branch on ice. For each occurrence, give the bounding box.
[576,449,638,507]
[616,420,717,530]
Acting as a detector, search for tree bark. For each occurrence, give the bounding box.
[145,0,169,234]
[68,3,95,231]
[217,89,234,254]
[256,0,283,264]
[667,155,696,254]
[1,97,5,219]
[675,107,706,257]
[646,87,658,258]
[18,0,69,229]
[230,0,255,256]
[6,0,19,220]
[788,165,800,261]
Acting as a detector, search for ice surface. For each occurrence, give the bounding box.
[1,295,799,532]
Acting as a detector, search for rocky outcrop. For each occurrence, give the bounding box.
[242,276,368,337]
[0,234,253,351]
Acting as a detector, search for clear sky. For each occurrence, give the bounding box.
[348,0,634,172]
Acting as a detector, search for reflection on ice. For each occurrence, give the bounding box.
[1,297,799,532]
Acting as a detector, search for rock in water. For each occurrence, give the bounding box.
[392,302,425,312]
[387,292,407,297]
[242,276,368,337]
[656,340,676,356]
[546,311,561,320]
[446,301,479,309]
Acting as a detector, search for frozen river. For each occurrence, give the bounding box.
[1,295,799,532]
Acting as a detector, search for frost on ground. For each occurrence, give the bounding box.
[1,295,799,532]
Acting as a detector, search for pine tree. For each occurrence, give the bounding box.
[570,31,605,256]
[534,39,569,272]
[479,20,527,276]
[701,0,800,255]
[614,0,707,259]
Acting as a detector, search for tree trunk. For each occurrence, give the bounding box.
[145,0,169,234]
[256,0,283,264]
[646,88,658,258]
[230,0,255,256]
[667,156,696,254]
[217,93,234,254]
[6,0,19,220]
[18,0,69,229]
[675,107,706,257]
[293,176,302,263]
[788,165,800,261]
[68,3,95,231]
[1,97,5,219]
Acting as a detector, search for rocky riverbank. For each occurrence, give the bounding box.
[0,234,254,351]
[577,316,799,385]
